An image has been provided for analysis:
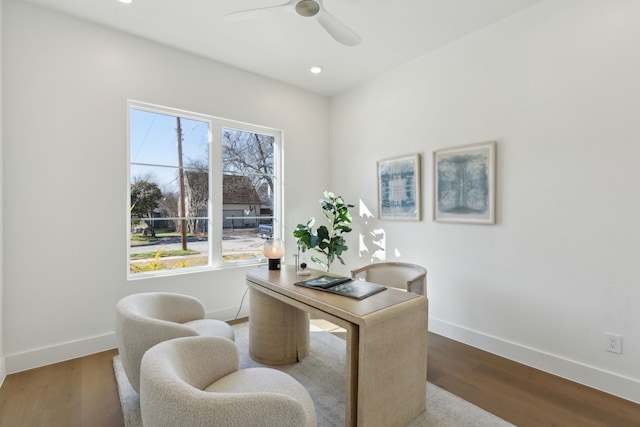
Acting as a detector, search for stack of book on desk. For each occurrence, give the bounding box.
[294,275,386,300]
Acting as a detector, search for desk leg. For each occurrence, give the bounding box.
[249,287,310,365]
[356,298,428,427]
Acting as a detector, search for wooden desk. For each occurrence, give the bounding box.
[246,265,428,427]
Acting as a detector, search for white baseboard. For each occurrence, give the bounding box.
[4,305,245,375]
[6,332,116,374]
[0,356,6,388]
[429,317,640,404]
[209,303,249,322]
[5,332,117,375]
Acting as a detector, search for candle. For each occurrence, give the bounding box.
[268,245,285,259]
[264,239,284,270]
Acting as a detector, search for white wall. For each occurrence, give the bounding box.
[2,0,330,373]
[330,0,640,403]
[0,0,6,387]
[4,0,639,406]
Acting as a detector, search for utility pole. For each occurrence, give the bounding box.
[176,117,188,251]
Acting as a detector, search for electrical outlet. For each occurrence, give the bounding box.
[605,332,622,354]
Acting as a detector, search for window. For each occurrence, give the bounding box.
[128,101,281,277]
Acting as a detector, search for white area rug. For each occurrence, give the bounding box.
[113,322,514,426]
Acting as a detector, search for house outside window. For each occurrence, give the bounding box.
[128,101,281,278]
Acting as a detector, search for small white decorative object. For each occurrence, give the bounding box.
[296,246,311,276]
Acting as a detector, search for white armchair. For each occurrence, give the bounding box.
[351,262,427,295]
[115,292,235,392]
[140,336,317,427]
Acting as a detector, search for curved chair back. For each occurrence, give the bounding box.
[140,336,316,427]
[115,292,211,392]
[351,262,427,295]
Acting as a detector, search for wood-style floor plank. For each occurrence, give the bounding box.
[79,349,123,427]
[0,349,123,427]
[1,325,639,427]
[427,332,640,427]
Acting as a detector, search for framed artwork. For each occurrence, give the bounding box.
[377,153,421,221]
[433,141,496,224]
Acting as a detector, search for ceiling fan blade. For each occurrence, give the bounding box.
[224,3,291,22]
[315,9,361,46]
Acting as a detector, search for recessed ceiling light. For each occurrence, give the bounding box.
[118,0,133,4]
[310,66,323,74]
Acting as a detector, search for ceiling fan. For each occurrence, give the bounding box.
[224,0,362,47]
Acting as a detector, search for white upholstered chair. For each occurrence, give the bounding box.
[140,336,317,427]
[115,292,235,392]
[351,262,428,295]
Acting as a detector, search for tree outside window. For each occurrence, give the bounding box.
[128,102,280,277]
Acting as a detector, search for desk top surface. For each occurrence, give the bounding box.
[246,265,427,324]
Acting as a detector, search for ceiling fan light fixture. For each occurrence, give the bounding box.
[295,0,320,17]
[225,0,361,46]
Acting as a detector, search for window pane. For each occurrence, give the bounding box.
[222,129,275,263]
[128,102,282,277]
[129,107,210,275]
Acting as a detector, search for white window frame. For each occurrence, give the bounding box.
[127,100,283,280]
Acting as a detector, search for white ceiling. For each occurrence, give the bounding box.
[23,0,542,96]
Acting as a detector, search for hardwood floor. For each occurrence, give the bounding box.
[427,333,640,427]
[0,349,122,427]
[1,321,638,427]
[316,319,640,427]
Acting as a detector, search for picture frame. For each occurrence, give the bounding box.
[433,141,496,224]
[377,153,421,221]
